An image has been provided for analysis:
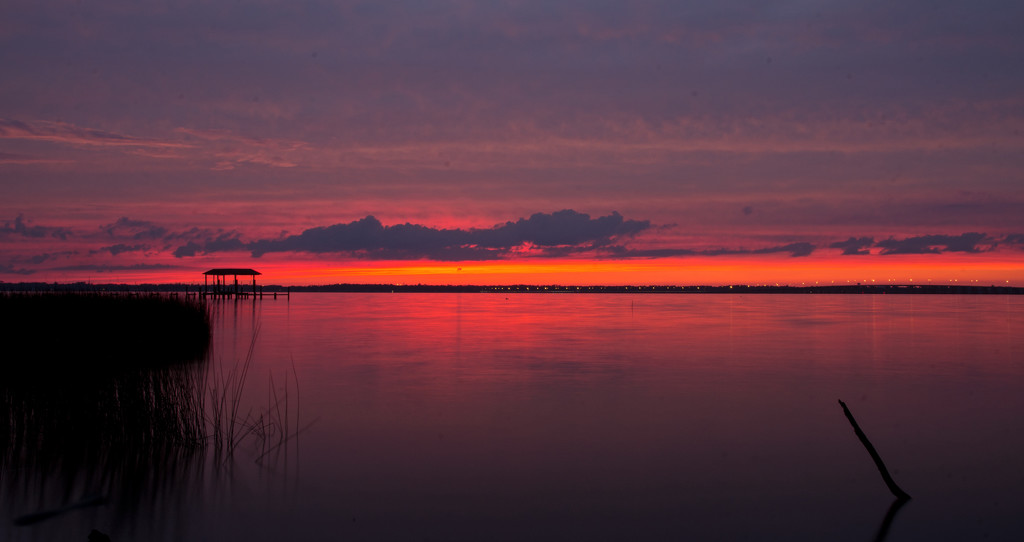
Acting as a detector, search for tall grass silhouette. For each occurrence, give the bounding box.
[0,292,302,533]
[203,323,304,464]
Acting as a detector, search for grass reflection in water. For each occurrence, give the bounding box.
[0,293,298,539]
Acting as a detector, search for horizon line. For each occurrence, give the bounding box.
[2,281,1021,295]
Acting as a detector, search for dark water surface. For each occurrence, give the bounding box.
[6,293,1024,541]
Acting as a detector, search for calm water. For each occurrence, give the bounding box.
[6,293,1024,541]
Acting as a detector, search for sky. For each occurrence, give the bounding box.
[2,0,1023,286]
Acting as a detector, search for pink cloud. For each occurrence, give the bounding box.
[0,119,191,149]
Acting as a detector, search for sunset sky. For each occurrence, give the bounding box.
[2,1,1023,285]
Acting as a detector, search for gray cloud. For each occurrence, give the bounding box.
[700,243,816,258]
[601,243,815,259]
[92,243,150,256]
[831,237,874,255]
[100,217,168,240]
[164,226,244,243]
[875,233,993,255]
[24,251,77,265]
[601,247,698,258]
[245,210,651,260]
[172,242,203,258]
[1002,233,1024,247]
[172,234,246,258]
[1,215,73,240]
[752,242,815,258]
[471,210,649,249]
[0,263,36,275]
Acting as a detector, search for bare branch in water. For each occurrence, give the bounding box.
[838,399,911,501]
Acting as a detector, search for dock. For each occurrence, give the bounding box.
[199,268,289,299]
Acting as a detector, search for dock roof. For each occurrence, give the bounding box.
[203,268,261,276]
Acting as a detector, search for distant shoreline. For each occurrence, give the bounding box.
[1,282,1021,295]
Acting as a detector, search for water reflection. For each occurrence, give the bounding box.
[1,361,208,541]
[5,293,1024,541]
[873,498,909,542]
[1,297,299,542]
[203,293,1024,541]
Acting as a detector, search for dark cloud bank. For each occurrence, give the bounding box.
[5,213,1023,275]
[233,210,649,260]
[175,210,822,260]
[831,233,999,255]
[173,209,1022,261]
[1,214,72,240]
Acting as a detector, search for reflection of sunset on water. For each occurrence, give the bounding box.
[185,293,1024,541]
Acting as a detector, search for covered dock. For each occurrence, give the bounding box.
[202,268,275,298]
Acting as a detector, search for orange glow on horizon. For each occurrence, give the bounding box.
[192,253,1024,287]
[16,253,1024,287]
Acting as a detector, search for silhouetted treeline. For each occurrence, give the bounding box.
[1,281,1020,295]
[0,282,209,293]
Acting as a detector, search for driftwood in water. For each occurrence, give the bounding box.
[838,399,911,501]
[13,494,107,526]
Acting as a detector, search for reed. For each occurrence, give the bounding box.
[1,293,211,462]
[1,350,209,527]
[203,325,306,465]
[0,291,211,377]
[1,292,303,530]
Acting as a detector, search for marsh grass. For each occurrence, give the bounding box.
[1,354,210,532]
[204,325,307,466]
[0,292,211,376]
[0,293,211,530]
[0,292,303,531]
[1,293,211,463]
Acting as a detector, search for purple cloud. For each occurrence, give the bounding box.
[100,217,169,240]
[92,244,150,256]
[831,237,874,256]
[875,233,993,255]
[1,215,73,240]
[752,242,816,258]
[173,234,246,258]
[0,263,35,275]
[243,210,651,260]
[1002,233,1024,247]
